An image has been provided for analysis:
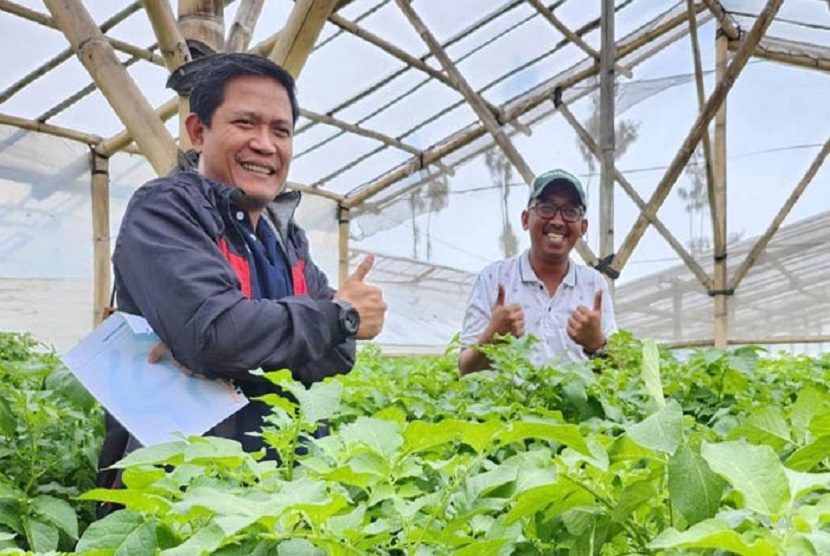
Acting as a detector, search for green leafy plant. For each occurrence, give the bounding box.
[0,333,103,554]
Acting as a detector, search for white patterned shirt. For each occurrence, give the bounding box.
[461,251,617,365]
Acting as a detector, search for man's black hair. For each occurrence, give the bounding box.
[188,53,299,129]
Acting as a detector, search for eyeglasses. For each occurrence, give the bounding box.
[530,203,583,222]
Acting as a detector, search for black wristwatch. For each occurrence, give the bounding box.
[333,299,360,338]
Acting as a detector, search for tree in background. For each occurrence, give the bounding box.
[485,148,519,258]
[575,92,640,200]
[407,172,450,260]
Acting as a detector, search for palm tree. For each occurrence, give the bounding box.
[575,92,640,199]
[485,148,519,258]
[407,172,450,260]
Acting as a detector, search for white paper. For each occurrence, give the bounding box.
[62,312,248,447]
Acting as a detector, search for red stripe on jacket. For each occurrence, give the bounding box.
[218,238,252,299]
[292,260,307,295]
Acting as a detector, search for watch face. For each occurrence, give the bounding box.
[344,310,360,335]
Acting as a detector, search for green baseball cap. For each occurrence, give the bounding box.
[529,169,587,209]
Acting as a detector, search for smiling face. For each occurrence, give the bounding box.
[186,74,294,214]
[521,184,588,266]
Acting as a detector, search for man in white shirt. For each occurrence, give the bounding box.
[459,169,617,375]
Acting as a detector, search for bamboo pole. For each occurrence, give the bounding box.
[286,181,344,202]
[43,0,177,175]
[712,31,728,349]
[731,41,830,73]
[0,112,101,145]
[269,0,338,77]
[686,0,719,249]
[328,12,504,121]
[527,0,632,78]
[89,147,111,325]
[338,206,350,287]
[344,5,698,210]
[301,108,421,156]
[226,0,264,52]
[178,0,225,53]
[599,0,616,285]
[610,0,784,277]
[730,138,830,290]
[557,101,712,290]
[701,0,740,40]
[664,336,830,349]
[141,0,191,70]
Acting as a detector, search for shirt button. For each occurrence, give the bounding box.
[236,211,244,221]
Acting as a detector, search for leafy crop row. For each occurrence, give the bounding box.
[0,331,827,554]
[68,334,830,555]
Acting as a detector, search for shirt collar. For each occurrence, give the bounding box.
[519,250,577,287]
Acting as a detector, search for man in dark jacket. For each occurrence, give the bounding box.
[98,54,387,504]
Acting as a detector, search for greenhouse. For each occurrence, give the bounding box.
[0,1,828,554]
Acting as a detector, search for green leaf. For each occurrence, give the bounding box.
[30,495,78,539]
[112,441,189,468]
[627,399,683,454]
[649,519,777,556]
[611,480,658,523]
[790,387,827,443]
[452,538,510,556]
[497,421,591,456]
[668,442,725,525]
[456,420,504,454]
[325,506,366,537]
[730,407,791,452]
[787,436,830,472]
[701,440,790,516]
[505,485,561,524]
[0,500,23,533]
[785,469,830,499]
[339,417,402,458]
[810,412,830,438]
[283,380,343,425]
[277,538,325,555]
[466,465,517,500]
[76,512,161,556]
[0,396,15,436]
[161,523,225,556]
[402,420,463,454]
[22,515,58,554]
[641,339,664,408]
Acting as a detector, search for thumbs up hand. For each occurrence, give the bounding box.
[481,284,525,344]
[334,254,387,339]
[567,289,606,353]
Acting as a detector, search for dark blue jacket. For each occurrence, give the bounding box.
[108,170,354,456]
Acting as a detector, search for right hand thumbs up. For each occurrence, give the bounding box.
[482,284,525,344]
[335,254,387,340]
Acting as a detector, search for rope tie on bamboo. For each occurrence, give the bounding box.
[707,288,735,297]
[594,254,620,280]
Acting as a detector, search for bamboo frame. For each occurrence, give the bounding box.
[599,0,616,278]
[42,0,177,175]
[610,0,784,276]
[141,0,190,71]
[0,112,101,145]
[328,13,504,121]
[733,41,830,73]
[527,0,632,78]
[557,102,712,290]
[338,207,350,286]
[686,0,719,249]
[730,137,830,290]
[226,0,264,53]
[664,336,830,349]
[301,108,421,156]
[701,0,740,40]
[394,0,600,266]
[712,31,728,348]
[178,0,225,53]
[89,148,110,325]
[269,0,339,77]
[343,5,698,210]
